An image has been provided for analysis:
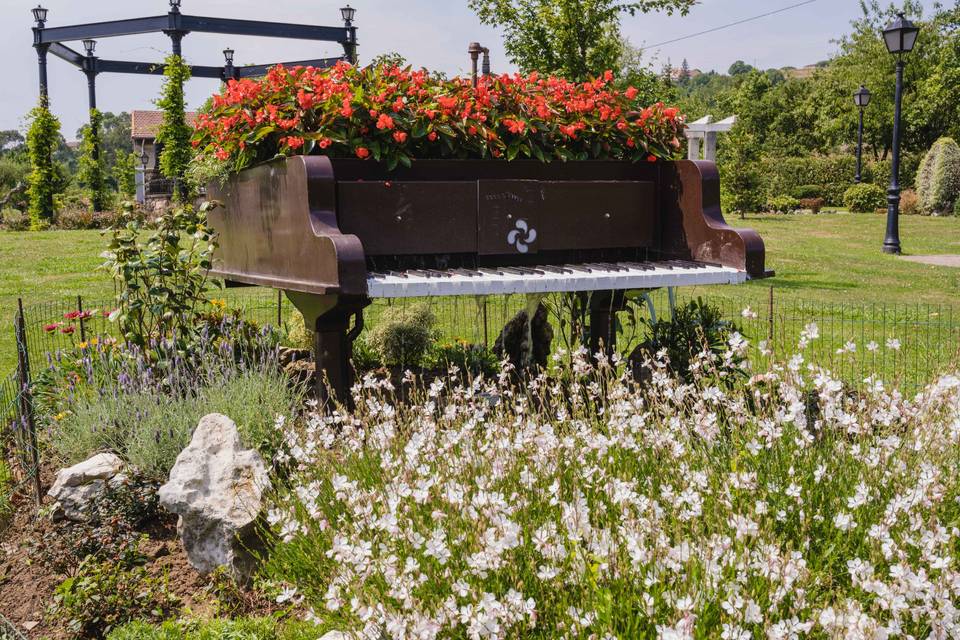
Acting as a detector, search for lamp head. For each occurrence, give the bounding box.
[83,39,96,56]
[340,5,356,24]
[169,0,182,12]
[140,151,149,167]
[31,5,48,26]
[853,84,871,108]
[223,48,235,65]
[883,12,919,56]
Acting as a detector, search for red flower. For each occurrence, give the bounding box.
[284,136,305,150]
[215,147,230,161]
[340,104,354,118]
[61,325,76,335]
[319,138,333,149]
[663,107,678,119]
[427,131,438,142]
[625,86,639,100]
[376,114,395,130]
[646,154,657,163]
[393,131,408,144]
[356,146,370,159]
[559,125,578,139]
[44,323,59,333]
[64,310,81,320]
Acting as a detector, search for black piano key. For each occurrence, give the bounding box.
[478,267,505,276]
[451,268,482,277]
[564,264,593,273]
[617,262,655,271]
[387,271,410,278]
[539,265,573,274]
[512,266,545,275]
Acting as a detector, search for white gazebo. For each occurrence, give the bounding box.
[685,115,736,162]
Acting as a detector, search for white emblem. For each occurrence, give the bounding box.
[507,218,537,253]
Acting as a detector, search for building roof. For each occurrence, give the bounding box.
[131,110,199,140]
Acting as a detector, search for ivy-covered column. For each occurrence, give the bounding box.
[156,54,193,201]
[26,98,61,229]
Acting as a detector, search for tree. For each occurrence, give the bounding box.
[679,58,691,83]
[618,40,676,105]
[156,54,193,199]
[78,109,109,211]
[26,97,61,228]
[728,60,755,76]
[467,0,695,80]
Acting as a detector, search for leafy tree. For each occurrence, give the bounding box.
[78,109,109,211]
[26,97,62,228]
[617,40,676,105]
[727,60,755,76]
[678,58,691,83]
[155,55,193,199]
[467,0,695,80]
[0,131,25,157]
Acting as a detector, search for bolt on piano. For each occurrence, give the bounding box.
[207,155,769,401]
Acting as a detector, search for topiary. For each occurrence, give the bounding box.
[915,137,960,216]
[799,197,825,214]
[793,184,822,199]
[843,183,886,213]
[366,303,438,367]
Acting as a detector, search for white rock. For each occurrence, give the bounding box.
[319,633,352,640]
[159,413,270,581]
[48,452,127,522]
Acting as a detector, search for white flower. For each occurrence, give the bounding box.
[741,307,758,319]
[886,337,901,350]
[834,511,857,532]
[866,341,879,352]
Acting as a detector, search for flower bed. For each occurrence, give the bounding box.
[263,338,960,638]
[193,63,685,173]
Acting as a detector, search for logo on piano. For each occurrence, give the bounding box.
[507,219,537,254]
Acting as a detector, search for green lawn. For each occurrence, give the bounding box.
[1,211,959,379]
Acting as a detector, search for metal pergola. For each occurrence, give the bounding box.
[30,0,358,201]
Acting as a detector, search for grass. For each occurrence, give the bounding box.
[1,211,959,377]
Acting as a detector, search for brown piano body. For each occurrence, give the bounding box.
[207,155,766,400]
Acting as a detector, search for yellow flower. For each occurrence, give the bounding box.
[77,341,88,350]
[54,412,68,422]
[210,298,227,309]
[89,337,99,347]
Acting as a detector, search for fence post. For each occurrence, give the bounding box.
[15,299,42,505]
[767,285,775,346]
[482,299,489,347]
[277,290,283,327]
[77,294,86,343]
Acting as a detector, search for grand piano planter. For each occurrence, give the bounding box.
[207,155,767,401]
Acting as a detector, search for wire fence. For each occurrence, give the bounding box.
[3,285,960,526]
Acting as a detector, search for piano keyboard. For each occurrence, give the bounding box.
[367,260,746,298]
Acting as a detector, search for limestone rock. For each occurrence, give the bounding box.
[48,453,127,522]
[159,413,270,581]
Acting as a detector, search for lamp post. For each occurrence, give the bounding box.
[340,5,357,64]
[853,85,871,183]
[83,39,101,210]
[881,12,919,255]
[223,48,235,81]
[139,150,150,203]
[32,5,49,98]
[168,0,184,57]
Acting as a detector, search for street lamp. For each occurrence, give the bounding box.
[340,5,356,25]
[880,12,919,255]
[223,48,235,81]
[853,85,871,183]
[31,5,48,27]
[83,39,96,57]
[340,5,357,64]
[140,150,149,171]
[169,0,182,11]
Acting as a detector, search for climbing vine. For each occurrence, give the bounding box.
[114,150,138,199]
[156,54,193,199]
[78,108,110,211]
[26,97,61,229]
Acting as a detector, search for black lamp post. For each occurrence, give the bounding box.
[32,5,49,98]
[853,85,871,183]
[223,48,235,81]
[340,5,357,64]
[168,0,184,56]
[881,12,919,255]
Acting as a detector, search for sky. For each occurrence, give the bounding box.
[0,0,940,138]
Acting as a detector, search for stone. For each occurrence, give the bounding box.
[319,633,351,640]
[48,452,127,522]
[159,413,270,581]
[283,359,316,388]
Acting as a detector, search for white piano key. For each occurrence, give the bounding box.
[366,262,746,298]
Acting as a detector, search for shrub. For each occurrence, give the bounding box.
[366,303,438,367]
[899,189,920,216]
[78,109,110,211]
[915,137,960,216]
[632,297,742,382]
[792,184,822,199]
[424,339,499,376]
[102,201,218,348]
[51,551,181,638]
[114,151,138,199]
[843,183,886,213]
[0,208,30,231]
[765,194,801,214]
[760,156,856,206]
[285,309,313,350]
[799,197,825,214]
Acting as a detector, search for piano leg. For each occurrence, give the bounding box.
[589,291,627,358]
[285,292,370,406]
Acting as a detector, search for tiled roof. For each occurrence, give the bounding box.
[131,110,198,139]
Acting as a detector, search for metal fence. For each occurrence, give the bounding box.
[3,286,960,521]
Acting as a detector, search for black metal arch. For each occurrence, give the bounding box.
[30,0,358,205]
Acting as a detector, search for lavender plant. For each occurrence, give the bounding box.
[262,328,960,639]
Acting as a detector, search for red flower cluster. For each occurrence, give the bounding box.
[193,62,685,171]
